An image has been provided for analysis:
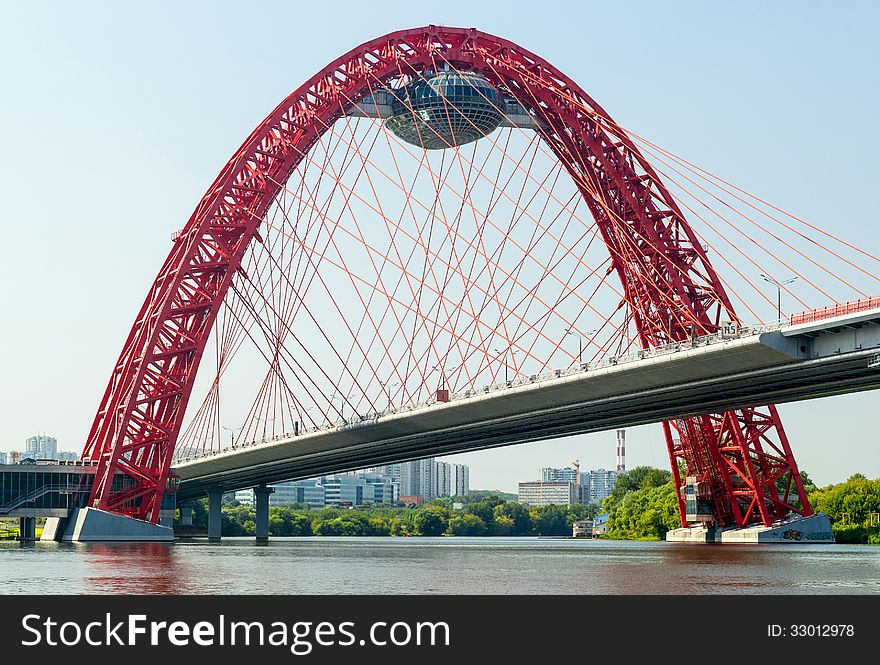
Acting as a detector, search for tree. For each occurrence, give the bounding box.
[493,501,533,535]
[605,481,679,540]
[809,474,880,527]
[190,498,209,529]
[603,466,672,514]
[268,508,312,536]
[313,512,373,536]
[390,512,415,536]
[531,505,568,536]
[413,506,449,536]
[448,513,487,536]
[464,500,499,535]
[461,490,517,503]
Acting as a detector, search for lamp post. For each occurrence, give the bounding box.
[761,274,798,322]
[431,364,461,390]
[493,347,516,383]
[330,391,355,419]
[222,425,242,449]
[380,381,399,412]
[255,417,275,438]
[563,328,582,364]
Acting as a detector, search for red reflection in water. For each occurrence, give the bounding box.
[84,543,181,594]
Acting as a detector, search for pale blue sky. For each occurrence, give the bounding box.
[1,1,878,491]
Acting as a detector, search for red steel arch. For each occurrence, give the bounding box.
[82,25,811,527]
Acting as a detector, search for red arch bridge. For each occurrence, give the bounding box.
[5,26,880,542]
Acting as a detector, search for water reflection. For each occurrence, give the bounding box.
[1,538,879,595]
[83,543,179,594]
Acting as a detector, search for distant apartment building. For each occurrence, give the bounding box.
[0,452,7,465]
[398,458,469,501]
[435,461,469,498]
[367,464,402,485]
[588,469,618,505]
[518,481,587,507]
[9,451,22,465]
[400,458,434,499]
[542,466,589,486]
[235,472,397,508]
[22,435,78,462]
[25,435,57,459]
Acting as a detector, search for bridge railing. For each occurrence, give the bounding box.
[176,322,789,463]
[790,296,880,326]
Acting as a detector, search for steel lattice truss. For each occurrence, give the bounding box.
[82,26,811,528]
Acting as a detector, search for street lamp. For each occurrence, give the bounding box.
[493,347,517,383]
[761,274,798,322]
[222,425,242,449]
[380,381,399,411]
[563,328,582,363]
[330,391,355,419]
[564,328,597,363]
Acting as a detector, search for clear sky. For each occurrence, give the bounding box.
[1,1,878,492]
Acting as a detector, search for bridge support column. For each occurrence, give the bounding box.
[207,489,223,541]
[178,500,195,527]
[254,485,274,541]
[19,517,36,541]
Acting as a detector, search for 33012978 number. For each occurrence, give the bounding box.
[789,625,854,637]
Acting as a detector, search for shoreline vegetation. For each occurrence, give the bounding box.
[180,468,880,544]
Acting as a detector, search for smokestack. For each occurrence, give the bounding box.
[616,429,625,472]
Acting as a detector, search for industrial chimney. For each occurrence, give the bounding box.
[616,429,626,472]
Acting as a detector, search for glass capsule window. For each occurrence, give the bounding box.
[386,71,505,150]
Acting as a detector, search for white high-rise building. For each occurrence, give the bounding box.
[400,458,435,499]
[542,467,588,486]
[25,435,57,459]
[398,459,469,500]
[448,462,469,497]
[434,461,470,498]
[588,469,618,504]
[22,435,78,462]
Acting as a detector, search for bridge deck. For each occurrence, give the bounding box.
[173,310,880,498]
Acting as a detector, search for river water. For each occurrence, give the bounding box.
[1,537,878,595]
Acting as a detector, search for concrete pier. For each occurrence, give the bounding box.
[666,513,835,544]
[254,485,275,541]
[18,516,36,541]
[207,489,223,541]
[178,500,195,527]
[41,508,173,542]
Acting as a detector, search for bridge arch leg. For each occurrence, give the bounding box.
[254,485,274,542]
[207,489,223,541]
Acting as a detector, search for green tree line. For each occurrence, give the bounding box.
[179,470,880,543]
[181,493,600,538]
[808,474,880,544]
[599,467,880,544]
